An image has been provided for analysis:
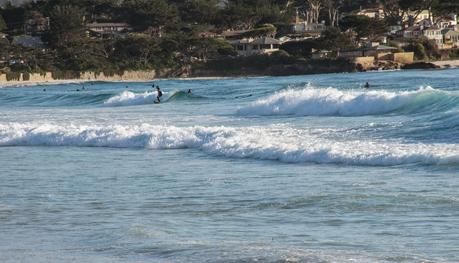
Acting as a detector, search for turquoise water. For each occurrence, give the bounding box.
[1,69,458,262]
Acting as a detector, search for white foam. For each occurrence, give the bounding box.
[103,91,158,106]
[238,86,448,116]
[1,123,458,166]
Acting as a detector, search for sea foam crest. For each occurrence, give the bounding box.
[238,86,451,116]
[1,123,458,166]
[103,91,159,106]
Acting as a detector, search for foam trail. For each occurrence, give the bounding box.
[238,86,456,116]
[1,123,458,166]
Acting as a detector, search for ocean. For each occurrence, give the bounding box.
[0,69,458,262]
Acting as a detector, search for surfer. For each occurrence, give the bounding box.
[156,86,163,103]
[364,82,370,89]
[187,89,192,94]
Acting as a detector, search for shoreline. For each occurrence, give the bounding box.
[1,60,458,88]
[431,59,459,68]
[0,76,236,88]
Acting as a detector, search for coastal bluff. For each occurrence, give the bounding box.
[0,70,157,84]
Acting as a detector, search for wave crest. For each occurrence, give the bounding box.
[1,123,458,166]
[103,91,158,106]
[238,87,456,116]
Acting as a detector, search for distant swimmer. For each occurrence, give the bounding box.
[43,88,46,92]
[364,82,370,89]
[155,86,163,103]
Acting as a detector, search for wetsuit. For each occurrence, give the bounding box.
[157,89,163,102]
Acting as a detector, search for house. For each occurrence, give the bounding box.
[357,7,385,19]
[12,35,44,48]
[443,29,459,48]
[311,49,333,59]
[222,30,251,40]
[230,37,281,56]
[290,21,326,38]
[417,18,434,28]
[339,43,398,59]
[423,27,444,47]
[403,26,423,39]
[86,22,132,38]
[436,15,457,29]
[404,9,432,25]
[388,25,403,35]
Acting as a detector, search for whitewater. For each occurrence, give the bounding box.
[1,69,459,263]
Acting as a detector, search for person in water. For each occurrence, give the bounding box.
[364,82,370,89]
[156,86,163,103]
[187,89,192,94]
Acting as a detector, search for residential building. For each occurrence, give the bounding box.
[230,37,281,56]
[403,26,422,39]
[12,35,44,48]
[357,8,385,19]
[404,9,432,25]
[86,22,132,38]
[443,29,459,48]
[311,49,333,59]
[291,21,326,37]
[423,27,444,46]
[436,15,457,28]
[339,43,398,59]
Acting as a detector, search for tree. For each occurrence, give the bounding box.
[382,0,435,26]
[121,0,178,34]
[45,5,85,47]
[304,0,323,24]
[324,0,342,26]
[340,15,387,40]
[317,27,356,51]
[179,0,219,25]
[0,15,7,32]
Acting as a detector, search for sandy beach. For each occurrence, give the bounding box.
[431,59,459,68]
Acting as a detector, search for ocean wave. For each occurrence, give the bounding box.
[103,90,200,106]
[238,86,457,116]
[1,123,458,166]
[103,91,158,106]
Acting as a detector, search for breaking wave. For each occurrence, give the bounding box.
[1,123,458,166]
[103,90,200,107]
[238,86,458,116]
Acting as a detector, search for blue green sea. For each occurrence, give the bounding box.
[1,69,458,262]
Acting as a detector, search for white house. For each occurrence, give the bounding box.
[443,29,459,48]
[86,22,132,38]
[424,27,444,47]
[291,21,326,36]
[404,10,432,24]
[231,37,281,56]
[357,8,385,19]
